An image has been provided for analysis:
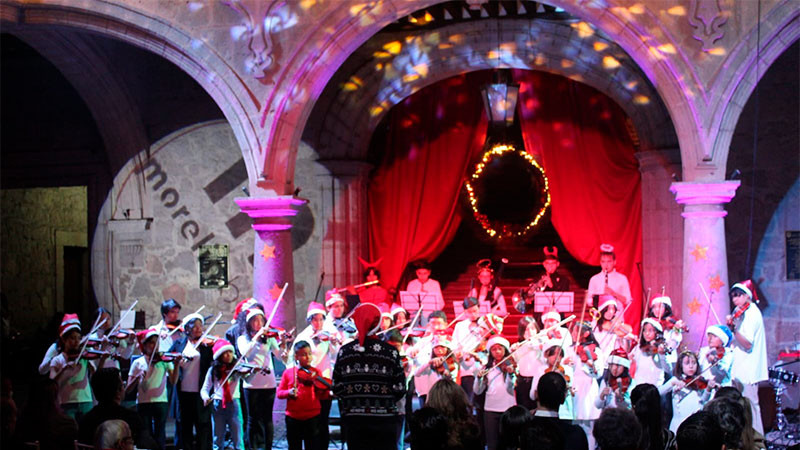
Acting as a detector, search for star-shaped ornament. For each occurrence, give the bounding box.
[268,283,283,300]
[690,244,708,261]
[259,243,276,261]
[687,297,702,315]
[708,274,724,292]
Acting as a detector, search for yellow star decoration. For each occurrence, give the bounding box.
[259,243,276,261]
[690,244,708,261]
[708,274,724,292]
[268,283,283,300]
[687,297,702,315]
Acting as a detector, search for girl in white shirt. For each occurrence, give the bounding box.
[658,350,715,433]
[631,318,673,387]
[474,336,516,450]
[468,261,507,317]
[201,339,248,450]
[236,308,281,450]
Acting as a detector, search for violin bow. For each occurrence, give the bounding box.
[597,300,635,351]
[222,284,288,387]
[636,288,652,345]
[698,282,722,325]
[74,316,108,363]
[401,301,425,347]
[445,311,465,330]
[191,313,223,351]
[107,300,138,338]
[167,305,206,337]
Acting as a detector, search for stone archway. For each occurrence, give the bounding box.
[305,17,676,161]
[1,1,263,186]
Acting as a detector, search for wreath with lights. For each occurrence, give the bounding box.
[464,143,551,240]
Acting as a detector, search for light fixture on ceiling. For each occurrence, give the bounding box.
[481,69,519,127]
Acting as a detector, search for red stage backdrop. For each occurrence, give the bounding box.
[369,70,643,326]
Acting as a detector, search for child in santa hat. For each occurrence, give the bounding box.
[201,338,249,450]
[595,348,636,410]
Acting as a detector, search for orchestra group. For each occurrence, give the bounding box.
[35,244,769,450]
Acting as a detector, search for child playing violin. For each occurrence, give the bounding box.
[511,316,543,410]
[595,349,636,410]
[48,314,106,420]
[236,307,283,450]
[647,295,686,354]
[201,339,252,450]
[531,345,574,420]
[413,335,458,404]
[89,307,135,370]
[277,340,330,450]
[172,313,213,450]
[698,325,734,387]
[631,318,674,387]
[569,321,602,423]
[658,350,716,433]
[474,336,516,450]
[127,327,181,450]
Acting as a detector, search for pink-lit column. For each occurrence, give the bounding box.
[670,181,740,349]
[236,195,308,330]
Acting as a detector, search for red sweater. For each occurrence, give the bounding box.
[277,366,330,420]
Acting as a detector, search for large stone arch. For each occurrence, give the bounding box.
[711,7,800,167]
[305,18,676,160]
[261,0,797,191]
[0,1,263,186]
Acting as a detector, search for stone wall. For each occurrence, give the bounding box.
[1,186,87,333]
[91,121,256,324]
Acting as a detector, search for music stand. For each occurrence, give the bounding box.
[533,292,574,313]
[400,291,443,325]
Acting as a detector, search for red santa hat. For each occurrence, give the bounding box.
[306,302,326,320]
[245,308,265,323]
[607,348,631,369]
[325,289,345,308]
[542,310,561,324]
[212,338,235,360]
[390,303,407,317]
[351,303,382,349]
[641,317,663,333]
[136,328,158,348]
[486,336,510,353]
[650,296,672,309]
[598,295,619,313]
[731,279,758,303]
[233,298,258,320]
[59,313,81,337]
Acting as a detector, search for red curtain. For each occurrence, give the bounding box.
[368,73,490,290]
[368,70,643,328]
[513,70,644,327]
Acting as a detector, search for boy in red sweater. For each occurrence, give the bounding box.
[277,340,330,450]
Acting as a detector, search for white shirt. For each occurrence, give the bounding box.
[201,367,242,402]
[630,346,671,387]
[658,377,712,433]
[178,340,203,393]
[406,278,442,296]
[478,366,516,413]
[39,342,59,375]
[587,269,632,305]
[731,303,768,384]
[236,334,278,389]
[153,320,182,353]
[49,353,94,405]
[452,319,484,376]
[128,355,173,403]
[512,340,544,377]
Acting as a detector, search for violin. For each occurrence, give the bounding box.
[577,343,598,364]
[642,337,672,356]
[660,317,688,333]
[153,351,183,362]
[681,374,709,391]
[66,348,116,361]
[237,362,270,375]
[706,345,725,363]
[334,318,357,334]
[727,303,749,331]
[608,375,631,397]
[612,323,634,338]
[165,322,184,333]
[311,331,341,344]
[431,354,457,377]
[545,364,570,383]
[298,366,333,390]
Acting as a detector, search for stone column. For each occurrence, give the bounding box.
[314,160,373,291]
[236,195,308,329]
[670,181,740,349]
[636,150,684,311]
